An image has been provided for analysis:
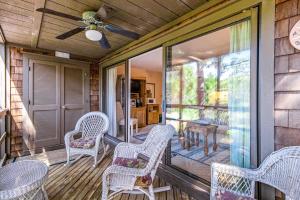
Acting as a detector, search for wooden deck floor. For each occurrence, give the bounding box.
[45,155,193,200]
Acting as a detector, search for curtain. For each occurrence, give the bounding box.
[228,20,251,168]
[106,67,117,137]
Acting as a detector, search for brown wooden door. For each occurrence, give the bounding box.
[28,60,61,149]
[60,64,90,143]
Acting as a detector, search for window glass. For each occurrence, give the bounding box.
[166,20,252,181]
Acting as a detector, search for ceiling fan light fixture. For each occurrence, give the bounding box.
[85,30,102,41]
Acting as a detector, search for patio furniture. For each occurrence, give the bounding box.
[65,112,109,167]
[0,160,48,200]
[102,124,176,200]
[185,120,218,156]
[211,146,300,200]
[116,101,138,140]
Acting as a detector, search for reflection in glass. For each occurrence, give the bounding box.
[167,20,252,181]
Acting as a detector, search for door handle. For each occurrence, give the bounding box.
[62,106,67,109]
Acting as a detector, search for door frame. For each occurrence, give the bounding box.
[23,53,90,154]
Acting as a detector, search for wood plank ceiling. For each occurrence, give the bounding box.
[0,0,208,59]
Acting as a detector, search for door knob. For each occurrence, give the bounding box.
[62,106,66,109]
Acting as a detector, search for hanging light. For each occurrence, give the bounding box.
[85,30,102,41]
[85,24,102,41]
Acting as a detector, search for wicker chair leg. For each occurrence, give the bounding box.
[42,185,48,200]
[65,150,70,166]
[148,185,155,200]
[65,154,83,166]
[93,153,98,168]
[102,177,109,200]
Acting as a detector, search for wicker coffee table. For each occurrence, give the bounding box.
[0,160,48,200]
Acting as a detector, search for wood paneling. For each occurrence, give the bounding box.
[0,0,207,58]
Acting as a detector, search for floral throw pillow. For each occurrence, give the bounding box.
[113,157,152,187]
[70,137,96,149]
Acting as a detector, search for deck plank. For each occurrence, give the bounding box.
[44,155,186,200]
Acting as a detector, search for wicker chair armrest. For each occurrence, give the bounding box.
[211,163,257,199]
[95,133,105,149]
[64,130,80,146]
[113,142,144,160]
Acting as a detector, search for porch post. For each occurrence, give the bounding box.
[258,0,275,199]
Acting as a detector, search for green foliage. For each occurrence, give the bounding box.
[182,64,198,105]
[204,74,217,105]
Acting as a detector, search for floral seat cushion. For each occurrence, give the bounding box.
[70,137,96,149]
[113,157,152,187]
[216,190,256,200]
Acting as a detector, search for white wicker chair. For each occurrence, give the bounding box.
[102,124,176,200]
[211,146,300,200]
[64,112,109,167]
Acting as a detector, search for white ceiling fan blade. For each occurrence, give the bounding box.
[96,5,115,19]
[97,6,107,19]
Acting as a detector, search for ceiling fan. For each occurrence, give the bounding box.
[36,6,140,49]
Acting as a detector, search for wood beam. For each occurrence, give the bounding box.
[0,25,6,44]
[31,0,46,48]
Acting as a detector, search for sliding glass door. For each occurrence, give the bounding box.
[164,18,257,182]
[101,8,258,184]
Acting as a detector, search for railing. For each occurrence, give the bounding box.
[0,108,8,167]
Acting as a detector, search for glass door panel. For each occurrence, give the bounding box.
[104,63,126,141]
[166,20,254,182]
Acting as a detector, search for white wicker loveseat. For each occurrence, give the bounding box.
[64,111,109,167]
[211,146,300,200]
[102,124,176,200]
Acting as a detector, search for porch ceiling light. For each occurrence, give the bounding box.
[85,30,102,41]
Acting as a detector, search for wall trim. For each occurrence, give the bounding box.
[258,0,275,199]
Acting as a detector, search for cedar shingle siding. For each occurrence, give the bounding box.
[275,0,300,149]
[90,63,99,112]
[10,47,23,157]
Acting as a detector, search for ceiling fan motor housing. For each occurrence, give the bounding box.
[82,11,96,20]
[82,11,99,26]
[88,24,97,30]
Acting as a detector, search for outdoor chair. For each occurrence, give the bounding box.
[64,112,109,167]
[116,101,138,140]
[211,146,300,200]
[102,124,176,200]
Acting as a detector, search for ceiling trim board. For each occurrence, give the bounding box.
[0,25,6,43]
[31,0,46,48]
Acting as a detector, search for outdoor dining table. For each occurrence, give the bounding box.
[185,120,218,156]
[0,160,48,200]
